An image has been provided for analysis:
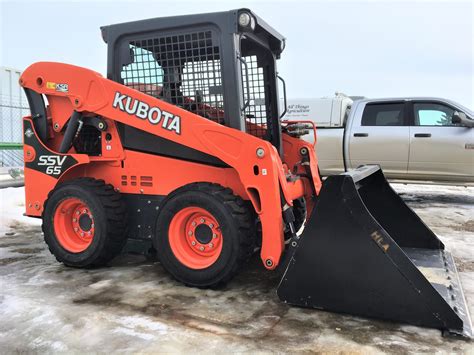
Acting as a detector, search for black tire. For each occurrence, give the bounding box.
[293,197,307,233]
[155,183,256,288]
[42,178,128,267]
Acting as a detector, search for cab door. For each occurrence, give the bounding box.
[407,101,474,180]
[348,101,410,176]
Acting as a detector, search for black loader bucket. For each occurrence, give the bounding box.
[278,165,472,338]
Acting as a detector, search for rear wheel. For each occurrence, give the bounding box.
[155,183,255,288]
[42,178,127,267]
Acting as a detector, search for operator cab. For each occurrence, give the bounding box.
[101,9,287,152]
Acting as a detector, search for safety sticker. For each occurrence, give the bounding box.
[46,82,69,93]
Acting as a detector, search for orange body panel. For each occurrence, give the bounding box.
[22,118,90,217]
[20,61,322,269]
[63,150,248,199]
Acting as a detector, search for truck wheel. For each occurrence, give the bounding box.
[42,178,127,267]
[155,183,255,288]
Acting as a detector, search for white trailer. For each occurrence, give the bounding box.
[283,93,353,127]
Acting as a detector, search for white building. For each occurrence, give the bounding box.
[0,67,28,167]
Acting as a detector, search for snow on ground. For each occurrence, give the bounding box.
[0,184,473,353]
[0,187,41,234]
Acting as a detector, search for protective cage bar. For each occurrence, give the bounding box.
[240,55,268,138]
[121,30,225,125]
[117,28,281,147]
[278,165,472,338]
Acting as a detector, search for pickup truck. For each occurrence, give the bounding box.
[285,96,474,183]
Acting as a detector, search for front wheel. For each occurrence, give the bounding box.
[155,183,256,288]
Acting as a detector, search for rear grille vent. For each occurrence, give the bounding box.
[120,175,154,188]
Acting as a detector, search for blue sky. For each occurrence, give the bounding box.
[1,0,472,108]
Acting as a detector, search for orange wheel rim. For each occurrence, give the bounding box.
[53,197,95,253]
[169,207,223,269]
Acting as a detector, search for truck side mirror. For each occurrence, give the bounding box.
[452,111,474,127]
[451,113,462,124]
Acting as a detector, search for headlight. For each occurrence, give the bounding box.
[239,12,255,30]
[238,12,252,27]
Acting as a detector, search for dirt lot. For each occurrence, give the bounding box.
[0,184,473,353]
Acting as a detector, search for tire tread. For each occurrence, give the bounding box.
[42,178,127,267]
[159,182,256,288]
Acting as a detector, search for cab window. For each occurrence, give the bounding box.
[361,103,405,126]
[413,103,456,126]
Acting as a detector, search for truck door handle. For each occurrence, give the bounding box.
[414,133,431,138]
[353,133,368,137]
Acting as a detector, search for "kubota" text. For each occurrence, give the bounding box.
[112,92,181,134]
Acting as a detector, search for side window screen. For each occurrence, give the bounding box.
[120,31,225,125]
[361,103,405,126]
[414,103,455,126]
[241,54,267,138]
[239,36,277,143]
[121,46,164,97]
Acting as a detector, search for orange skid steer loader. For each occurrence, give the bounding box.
[20,9,471,337]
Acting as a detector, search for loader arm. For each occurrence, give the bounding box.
[20,61,321,269]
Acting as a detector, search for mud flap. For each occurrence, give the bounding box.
[277,165,472,338]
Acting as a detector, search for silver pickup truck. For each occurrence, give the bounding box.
[307,97,474,183]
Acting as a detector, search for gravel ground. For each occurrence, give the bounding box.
[0,184,473,353]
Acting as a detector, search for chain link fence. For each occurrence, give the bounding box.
[0,93,28,170]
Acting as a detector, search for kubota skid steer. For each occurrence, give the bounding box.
[19,9,471,338]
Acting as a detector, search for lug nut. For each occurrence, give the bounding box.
[200,218,205,223]
[191,241,196,246]
[209,223,214,228]
[199,246,205,251]
[256,147,265,158]
[73,218,77,222]
[76,211,80,215]
[188,231,193,236]
[192,221,197,226]
[80,232,84,237]
[74,227,78,232]
[209,243,213,248]
[213,233,217,239]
